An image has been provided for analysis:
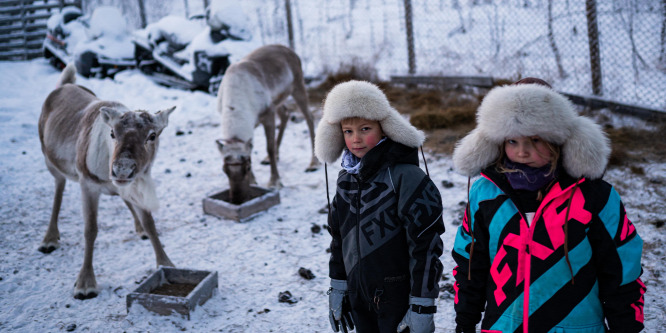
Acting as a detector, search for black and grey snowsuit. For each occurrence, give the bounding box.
[328,139,445,329]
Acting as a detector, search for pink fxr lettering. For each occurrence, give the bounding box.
[490,225,528,306]
[540,188,592,250]
[632,279,646,322]
[620,215,636,241]
[453,268,460,304]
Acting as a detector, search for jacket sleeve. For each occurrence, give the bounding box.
[328,192,347,281]
[589,185,645,332]
[396,167,445,299]
[451,181,490,329]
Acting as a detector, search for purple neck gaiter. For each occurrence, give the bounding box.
[503,159,557,191]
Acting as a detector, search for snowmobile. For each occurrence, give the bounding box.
[43,6,135,78]
[132,3,259,94]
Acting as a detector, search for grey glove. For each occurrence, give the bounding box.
[397,296,436,333]
[328,279,354,333]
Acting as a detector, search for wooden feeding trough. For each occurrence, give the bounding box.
[126,267,218,319]
[202,185,280,221]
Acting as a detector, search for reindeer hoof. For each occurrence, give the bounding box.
[73,283,100,300]
[38,244,58,254]
[74,290,98,300]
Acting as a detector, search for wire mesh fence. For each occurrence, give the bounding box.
[80,0,666,111]
[403,0,666,112]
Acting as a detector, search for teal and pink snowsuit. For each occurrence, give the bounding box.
[452,167,645,332]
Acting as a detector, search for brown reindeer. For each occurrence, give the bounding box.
[38,63,175,299]
[216,44,319,204]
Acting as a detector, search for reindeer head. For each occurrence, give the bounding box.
[101,106,176,186]
[216,138,253,182]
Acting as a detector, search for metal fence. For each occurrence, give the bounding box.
[262,0,666,112]
[50,0,666,111]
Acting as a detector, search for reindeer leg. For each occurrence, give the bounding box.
[262,108,282,188]
[74,182,100,300]
[262,104,290,165]
[275,104,290,155]
[124,200,148,240]
[247,154,257,185]
[39,172,66,253]
[292,85,320,172]
[134,205,174,268]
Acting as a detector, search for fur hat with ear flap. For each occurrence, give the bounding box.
[314,80,425,164]
[453,82,611,179]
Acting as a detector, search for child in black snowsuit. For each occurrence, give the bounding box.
[314,81,446,333]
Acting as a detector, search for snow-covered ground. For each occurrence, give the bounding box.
[0,59,664,332]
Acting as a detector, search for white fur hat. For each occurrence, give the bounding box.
[453,84,610,179]
[314,80,425,163]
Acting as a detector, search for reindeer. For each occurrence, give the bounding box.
[38,63,175,299]
[216,44,319,204]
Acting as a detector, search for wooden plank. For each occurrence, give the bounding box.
[164,267,210,285]
[0,51,42,61]
[389,75,665,120]
[0,41,42,60]
[189,271,218,307]
[562,93,666,120]
[0,0,79,6]
[0,30,45,41]
[0,23,46,34]
[0,3,65,15]
[391,75,495,88]
[0,39,42,48]
[0,13,51,24]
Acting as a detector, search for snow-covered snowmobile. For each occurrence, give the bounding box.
[132,2,259,94]
[43,6,135,78]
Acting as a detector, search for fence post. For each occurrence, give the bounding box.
[137,0,147,28]
[585,0,602,95]
[659,0,666,67]
[403,0,416,75]
[285,0,295,50]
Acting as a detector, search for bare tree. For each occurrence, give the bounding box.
[547,0,566,78]
[617,0,647,81]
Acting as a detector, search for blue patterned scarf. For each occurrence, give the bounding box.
[341,138,386,174]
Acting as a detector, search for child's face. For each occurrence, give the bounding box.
[341,118,384,159]
[504,136,553,168]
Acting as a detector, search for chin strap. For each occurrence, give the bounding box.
[325,163,332,218]
[563,179,582,285]
[420,146,430,177]
[466,176,475,281]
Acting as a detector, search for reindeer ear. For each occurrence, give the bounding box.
[100,106,123,126]
[216,139,225,153]
[154,106,176,131]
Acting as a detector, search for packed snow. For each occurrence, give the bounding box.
[0,59,664,332]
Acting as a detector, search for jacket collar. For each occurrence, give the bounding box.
[356,138,419,181]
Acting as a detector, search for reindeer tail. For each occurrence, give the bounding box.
[56,63,77,88]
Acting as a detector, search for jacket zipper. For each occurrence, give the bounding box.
[523,212,533,333]
[519,179,583,333]
[354,175,372,308]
